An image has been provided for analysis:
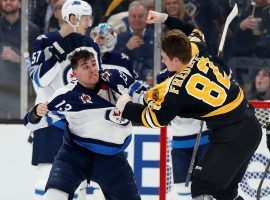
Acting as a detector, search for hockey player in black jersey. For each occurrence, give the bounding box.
[116,10,262,200]
[25,49,144,200]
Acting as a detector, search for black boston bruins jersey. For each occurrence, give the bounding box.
[125,28,251,129]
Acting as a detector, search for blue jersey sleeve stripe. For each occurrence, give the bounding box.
[33,67,41,87]
[53,120,65,129]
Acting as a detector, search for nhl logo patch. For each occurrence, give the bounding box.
[152,89,159,101]
[80,93,92,104]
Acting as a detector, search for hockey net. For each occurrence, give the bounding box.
[159,101,270,200]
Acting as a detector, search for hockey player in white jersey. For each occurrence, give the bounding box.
[90,22,138,79]
[25,49,144,200]
[28,1,100,199]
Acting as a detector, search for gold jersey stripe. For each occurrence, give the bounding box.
[142,108,151,128]
[149,109,163,127]
[192,29,204,37]
[191,43,199,57]
[202,88,244,118]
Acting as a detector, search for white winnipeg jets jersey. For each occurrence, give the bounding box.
[25,69,145,155]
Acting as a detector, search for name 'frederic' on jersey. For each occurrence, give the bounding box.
[169,52,199,95]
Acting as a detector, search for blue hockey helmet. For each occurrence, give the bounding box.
[90,23,117,53]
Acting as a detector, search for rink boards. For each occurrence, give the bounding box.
[0,124,269,200]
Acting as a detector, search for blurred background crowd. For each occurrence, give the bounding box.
[0,0,270,120]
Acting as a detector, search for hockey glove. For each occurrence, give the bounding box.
[49,34,85,62]
[117,80,149,96]
[116,94,131,112]
[49,41,68,62]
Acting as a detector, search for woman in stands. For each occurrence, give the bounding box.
[247,67,270,101]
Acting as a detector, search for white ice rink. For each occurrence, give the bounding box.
[1,124,269,200]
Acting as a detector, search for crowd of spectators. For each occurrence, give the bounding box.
[0,0,40,119]
[0,0,270,120]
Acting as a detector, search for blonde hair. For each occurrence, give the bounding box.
[163,0,186,20]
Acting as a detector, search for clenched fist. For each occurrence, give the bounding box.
[146,10,168,24]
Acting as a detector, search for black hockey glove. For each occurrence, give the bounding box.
[49,33,85,62]
[49,40,68,62]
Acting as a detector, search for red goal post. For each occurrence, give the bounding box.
[159,101,270,200]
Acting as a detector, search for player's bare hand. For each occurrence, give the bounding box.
[126,36,144,50]
[36,103,48,117]
[146,10,168,24]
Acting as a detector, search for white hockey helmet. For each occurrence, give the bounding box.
[90,23,117,53]
[61,0,93,28]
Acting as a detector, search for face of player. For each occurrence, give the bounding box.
[161,50,182,72]
[74,56,99,89]
[91,32,106,47]
[255,69,270,93]
[128,5,147,33]
[165,0,179,17]
[77,15,92,35]
[1,0,21,15]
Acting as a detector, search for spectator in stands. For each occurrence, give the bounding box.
[247,67,270,101]
[184,0,224,56]
[230,0,270,58]
[100,0,134,22]
[47,0,65,32]
[107,0,154,34]
[162,0,191,38]
[0,0,40,119]
[114,1,154,83]
[107,11,129,34]
[143,0,154,11]
[0,1,2,16]
[32,0,58,33]
[163,0,190,22]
